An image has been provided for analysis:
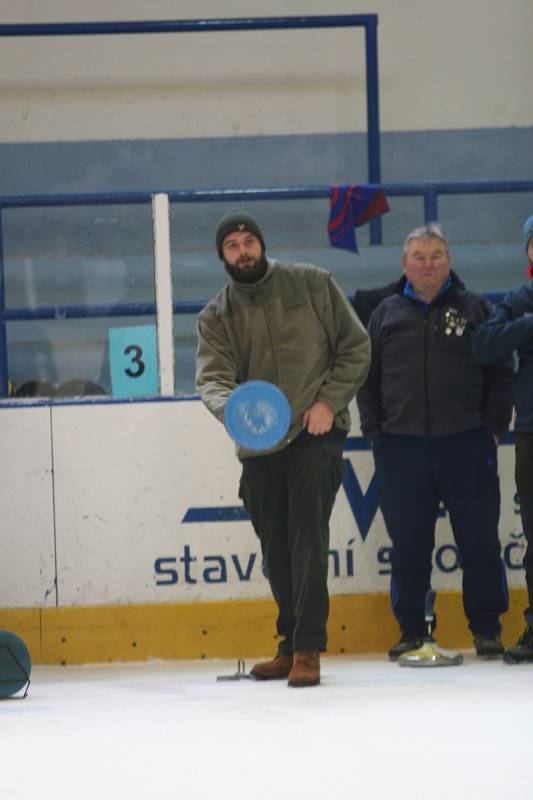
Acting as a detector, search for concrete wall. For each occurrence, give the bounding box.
[0,0,531,197]
[1,0,531,140]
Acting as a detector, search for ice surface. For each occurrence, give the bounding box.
[2,654,532,799]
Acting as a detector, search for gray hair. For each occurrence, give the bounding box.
[402,223,449,255]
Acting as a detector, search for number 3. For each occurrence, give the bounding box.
[124,344,146,378]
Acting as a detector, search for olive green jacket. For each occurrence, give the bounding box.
[196,259,370,457]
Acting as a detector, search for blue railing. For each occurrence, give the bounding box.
[0,15,378,36]
[1,178,532,397]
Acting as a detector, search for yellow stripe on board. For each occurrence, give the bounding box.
[0,589,528,666]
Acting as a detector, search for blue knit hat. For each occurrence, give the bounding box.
[523,215,533,251]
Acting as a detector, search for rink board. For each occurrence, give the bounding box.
[0,398,527,663]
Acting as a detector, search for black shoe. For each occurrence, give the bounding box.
[388,635,424,662]
[503,625,533,664]
[474,633,504,658]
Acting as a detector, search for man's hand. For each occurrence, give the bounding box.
[303,401,334,435]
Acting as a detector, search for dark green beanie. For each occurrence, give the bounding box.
[215,209,265,259]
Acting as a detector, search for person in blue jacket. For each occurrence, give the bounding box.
[472,215,533,664]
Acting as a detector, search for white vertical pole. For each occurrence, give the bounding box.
[152,193,175,396]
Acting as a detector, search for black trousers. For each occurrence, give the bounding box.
[515,432,533,623]
[373,428,509,638]
[239,427,345,654]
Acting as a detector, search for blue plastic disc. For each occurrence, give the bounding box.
[224,381,291,451]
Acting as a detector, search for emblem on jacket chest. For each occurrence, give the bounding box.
[443,307,467,337]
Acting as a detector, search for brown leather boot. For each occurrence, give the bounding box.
[288,651,320,687]
[250,653,293,680]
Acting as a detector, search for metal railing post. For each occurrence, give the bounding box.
[365,17,382,245]
[424,191,438,223]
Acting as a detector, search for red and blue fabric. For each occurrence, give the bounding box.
[328,184,389,254]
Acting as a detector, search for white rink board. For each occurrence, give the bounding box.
[0,399,526,608]
[0,406,56,607]
[51,399,524,607]
[52,399,246,606]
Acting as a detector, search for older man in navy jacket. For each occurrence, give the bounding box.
[358,224,514,661]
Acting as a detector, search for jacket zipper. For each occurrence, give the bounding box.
[256,286,280,385]
[424,309,431,436]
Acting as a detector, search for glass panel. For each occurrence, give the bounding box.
[3,204,155,398]
[2,190,530,401]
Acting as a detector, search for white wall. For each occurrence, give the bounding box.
[0,0,531,142]
[0,406,56,606]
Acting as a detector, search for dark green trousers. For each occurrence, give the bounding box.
[239,427,345,654]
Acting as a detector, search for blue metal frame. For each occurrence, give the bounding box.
[1,178,531,209]
[0,15,379,36]
[0,179,530,239]
[364,18,381,244]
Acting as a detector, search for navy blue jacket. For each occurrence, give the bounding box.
[357,272,514,441]
[471,284,533,432]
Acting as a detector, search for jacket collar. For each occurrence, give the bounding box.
[401,270,464,307]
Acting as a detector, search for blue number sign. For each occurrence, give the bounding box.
[109,325,159,398]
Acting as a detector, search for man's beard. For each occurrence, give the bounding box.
[224,253,268,284]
